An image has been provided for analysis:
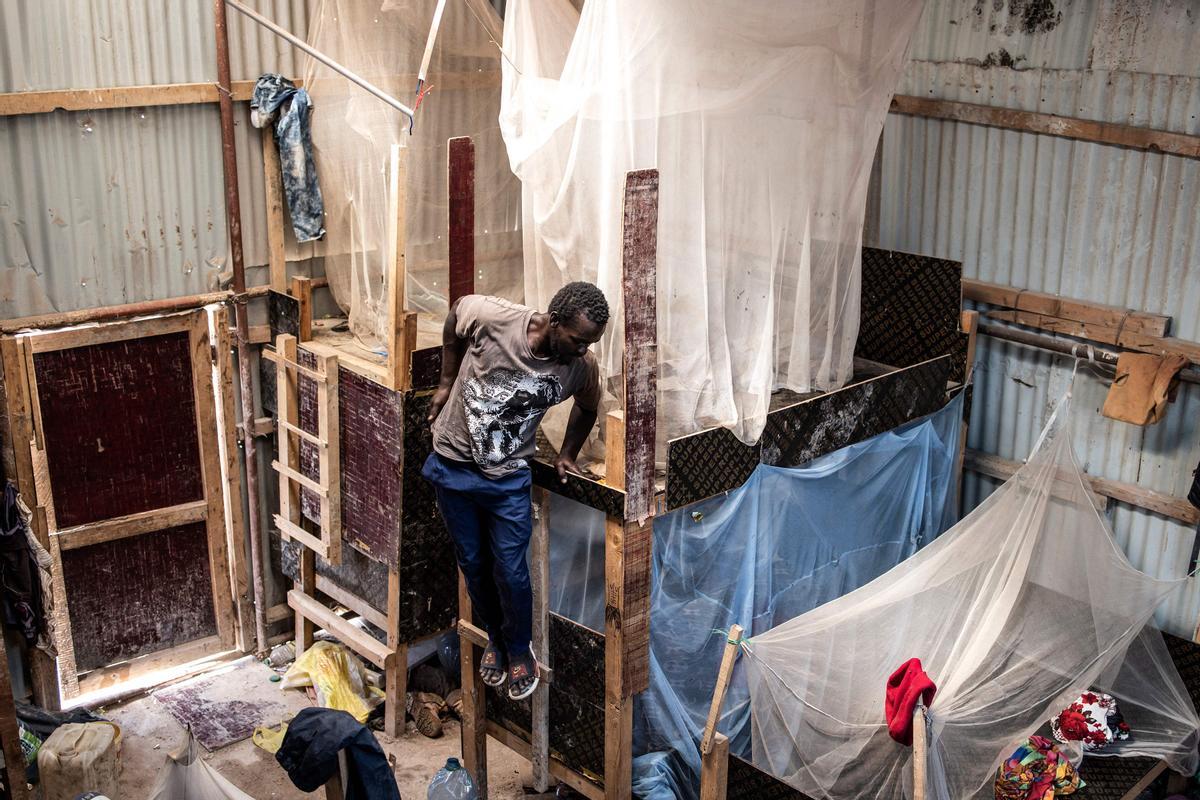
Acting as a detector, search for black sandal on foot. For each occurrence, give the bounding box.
[481,642,507,688]
[507,648,540,701]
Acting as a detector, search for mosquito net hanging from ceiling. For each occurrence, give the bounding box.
[300,0,522,348]
[740,386,1200,800]
[499,0,925,443]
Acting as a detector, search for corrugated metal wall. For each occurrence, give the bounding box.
[0,0,314,316]
[874,0,1200,637]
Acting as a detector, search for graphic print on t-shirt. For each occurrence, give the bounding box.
[462,367,563,468]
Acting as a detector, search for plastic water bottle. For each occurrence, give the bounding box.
[428,757,480,800]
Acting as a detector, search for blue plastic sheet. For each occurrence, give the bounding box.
[546,393,963,799]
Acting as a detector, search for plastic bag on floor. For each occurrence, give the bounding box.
[251,722,288,755]
[149,733,253,800]
[281,641,382,723]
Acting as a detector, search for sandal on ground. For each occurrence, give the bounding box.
[481,641,507,688]
[507,648,540,701]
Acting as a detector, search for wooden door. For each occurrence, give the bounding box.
[1,310,237,698]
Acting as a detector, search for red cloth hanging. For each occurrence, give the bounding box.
[885,658,937,746]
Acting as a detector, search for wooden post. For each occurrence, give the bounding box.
[384,569,406,737]
[0,628,30,800]
[700,624,744,756]
[604,169,659,800]
[698,623,740,800]
[448,136,476,303]
[699,732,729,800]
[315,352,341,564]
[458,574,488,797]
[912,705,927,800]
[386,144,417,391]
[0,336,60,708]
[214,307,253,652]
[530,488,552,792]
[956,310,979,505]
[189,315,239,651]
[603,411,633,800]
[448,135,486,794]
[262,128,287,292]
[291,276,313,342]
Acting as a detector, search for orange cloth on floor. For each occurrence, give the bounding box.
[1101,352,1188,425]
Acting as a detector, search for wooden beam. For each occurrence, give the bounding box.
[262,346,329,383]
[263,129,288,293]
[448,136,476,304]
[963,449,1198,526]
[288,589,393,670]
[0,80,260,116]
[189,316,239,651]
[54,500,208,551]
[985,309,1200,366]
[963,279,1170,338]
[27,311,195,353]
[313,576,388,632]
[700,624,743,756]
[891,94,1200,160]
[485,721,605,800]
[0,73,501,118]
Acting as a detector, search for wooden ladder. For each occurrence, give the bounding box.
[267,333,342,564]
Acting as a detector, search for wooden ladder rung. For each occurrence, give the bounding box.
[457,620,554,684]
[272,460,328,497]
[275,515,330,555]
[263,348,329,383]
[289,589,393,670]
[278,419,326,447]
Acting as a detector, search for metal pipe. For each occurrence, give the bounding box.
[224,0,415,124]
[978,321,1200,385]
[0,281,328,334]
[215,0,269,654]
[0,291,233,333]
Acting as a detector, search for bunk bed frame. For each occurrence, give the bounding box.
[262,131,972,795]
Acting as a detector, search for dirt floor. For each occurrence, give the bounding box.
[102,658,533,798]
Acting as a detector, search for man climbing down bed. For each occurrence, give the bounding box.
[423,283,607,700]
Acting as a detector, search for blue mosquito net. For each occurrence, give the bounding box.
[547,391,964,800]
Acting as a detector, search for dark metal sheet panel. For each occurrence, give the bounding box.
[33,331,202,527]
[298,352,404,568]
[856,247,963,375]
[666,356,954,509]
[63,522,216,672]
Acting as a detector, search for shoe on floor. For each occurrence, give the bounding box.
[407,691,445,738]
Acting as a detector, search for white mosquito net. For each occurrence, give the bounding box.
[301,0,522,347]
[741,383,1200,800]
[499,0,925,443]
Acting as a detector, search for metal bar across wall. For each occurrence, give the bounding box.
[223,0,415,124]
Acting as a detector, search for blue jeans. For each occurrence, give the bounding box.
[422,453,533,659]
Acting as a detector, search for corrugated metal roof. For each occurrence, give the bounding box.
[878,3,1200,636]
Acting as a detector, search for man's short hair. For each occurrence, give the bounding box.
[548,281,610,327]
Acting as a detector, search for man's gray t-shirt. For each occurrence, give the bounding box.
[432,295,601,478]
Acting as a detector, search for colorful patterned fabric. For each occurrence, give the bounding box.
[994,736,1084,800]
[1051,692,1131,752]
